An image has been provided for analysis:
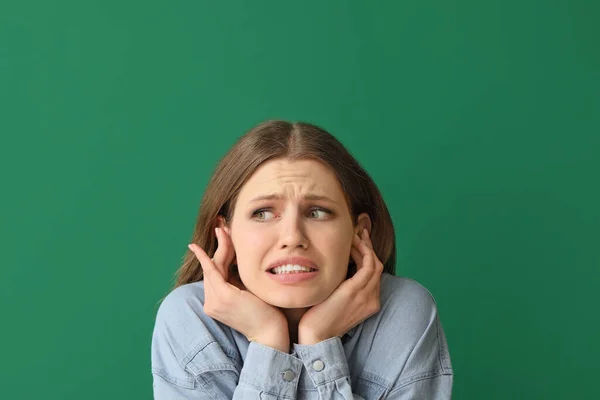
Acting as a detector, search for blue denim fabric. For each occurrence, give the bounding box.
[151,273,453,399]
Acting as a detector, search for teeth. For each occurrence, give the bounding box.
[271,264,315,274]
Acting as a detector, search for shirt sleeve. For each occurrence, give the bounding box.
[293,337,356,400]
[237,342,305,399]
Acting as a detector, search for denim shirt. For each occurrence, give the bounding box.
[151,273,453,399]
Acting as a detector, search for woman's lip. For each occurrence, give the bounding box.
[267,270,318,284]
[266,256,318,272]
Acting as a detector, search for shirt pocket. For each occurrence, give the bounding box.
[353,376,387,400]
[185,341,241,399]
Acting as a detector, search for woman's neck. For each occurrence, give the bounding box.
[280,307,309,345]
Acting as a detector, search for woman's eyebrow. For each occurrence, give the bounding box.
[248,193,336,203]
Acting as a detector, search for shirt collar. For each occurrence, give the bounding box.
[343,325,359,340]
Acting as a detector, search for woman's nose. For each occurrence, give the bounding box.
[278,213,309,250]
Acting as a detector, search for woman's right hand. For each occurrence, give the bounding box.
[188,227,290,353]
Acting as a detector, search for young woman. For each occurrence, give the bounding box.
[151,120,453,399]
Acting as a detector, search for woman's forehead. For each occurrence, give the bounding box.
[237,159,346,203]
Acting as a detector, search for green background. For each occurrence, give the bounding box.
[1,1,598,398]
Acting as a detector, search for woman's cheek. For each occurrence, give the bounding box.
[235,228,272,271]
[323,231,353,262]
[245,228,267,247]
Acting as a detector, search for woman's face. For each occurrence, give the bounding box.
[223,158,367,309]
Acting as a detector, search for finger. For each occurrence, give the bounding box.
[362,229,374,250]
[213,227,235,278]
[352,234,374,270]
[365,259,384,293]
[188,243,228,289]
[349,234,374,288]
[361,229,381,283]
[350,244,363,270]
[362,229,383,292]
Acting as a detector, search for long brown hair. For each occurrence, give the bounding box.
[174,120,396,288]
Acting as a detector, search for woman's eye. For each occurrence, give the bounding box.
[252,209,275,221]
[309,208,330,219]
[252,208,330,221]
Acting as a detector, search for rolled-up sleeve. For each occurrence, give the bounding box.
[237,342,305,399]
[293,337,356,399]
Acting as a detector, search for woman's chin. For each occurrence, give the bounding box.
[245,282,333,309]
[276,302,314,309]
[261,294,322,309]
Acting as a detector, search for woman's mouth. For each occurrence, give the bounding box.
[267,264,318,284]
[269,264,317,274]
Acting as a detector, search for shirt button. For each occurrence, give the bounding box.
[312,360,325,371]
[282,370,295,382]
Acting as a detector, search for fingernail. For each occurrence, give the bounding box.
[187,244,193,250]
[215,227,219,236]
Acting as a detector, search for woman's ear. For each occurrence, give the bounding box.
[216,215,236,265]
[354,213,372,236]
[215,215,232,236]
[348,213,371,279]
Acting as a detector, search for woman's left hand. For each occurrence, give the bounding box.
[297,229,384,345]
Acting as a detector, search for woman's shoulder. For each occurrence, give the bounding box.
[153,281,238,359]
[379,273,439,311]
[152,281,244,374]
[153,281,209,346]
[367,272,445,352]
[151,281,243,385]
[154,280,241,343]
[156,281,206,316]
[154,281,208,334]
[353,273,452,391]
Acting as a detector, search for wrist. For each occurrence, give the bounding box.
[255,336,290,353]
[250,322,290,353]
[298,327,329,345]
